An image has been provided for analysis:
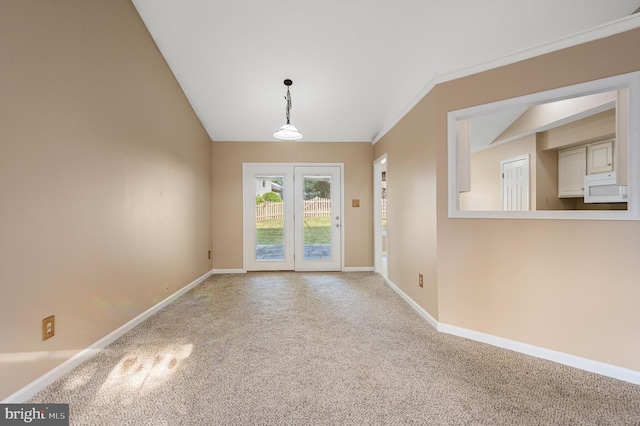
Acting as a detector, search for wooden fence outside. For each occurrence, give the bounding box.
[255,201,285,221]
[256,197,332,221]
[256,197,388,221]
[303,196,331,218]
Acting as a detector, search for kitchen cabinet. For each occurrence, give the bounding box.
[558,146,587,197]
[558,139,615,198]
[587,139,614,174]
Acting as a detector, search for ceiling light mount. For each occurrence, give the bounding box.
[274,78,303,141]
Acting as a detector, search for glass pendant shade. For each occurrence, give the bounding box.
[274,123,303,140]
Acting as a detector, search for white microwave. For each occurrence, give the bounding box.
[584,172,627,203]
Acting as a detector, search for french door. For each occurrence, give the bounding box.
[243,164,342,271]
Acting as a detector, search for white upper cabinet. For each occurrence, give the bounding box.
[558,139,615,198]
[558,146,587,198]
[587,139,614,174]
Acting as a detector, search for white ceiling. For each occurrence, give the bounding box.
[131,0,640,143]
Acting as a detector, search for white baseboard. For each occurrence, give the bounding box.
[385,279,438,330]
[216,268,373,273]
[438,323,640,385]
[212,269,246,274]
[2,269,214,403]
[342,267,374,272]
[386,278,640,386]
[215,268,377,273]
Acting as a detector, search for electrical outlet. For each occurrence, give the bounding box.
[419,274,424,288]
[42,315,55,340]
[208,250,211,260]
[164,283,169,293]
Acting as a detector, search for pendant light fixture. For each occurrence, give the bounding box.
[274,79,303,140]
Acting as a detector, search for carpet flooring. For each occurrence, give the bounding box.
[29,272,640,425]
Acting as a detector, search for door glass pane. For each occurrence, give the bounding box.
[302,175,332,261]
[255,176,284,261]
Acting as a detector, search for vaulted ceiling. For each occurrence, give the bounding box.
[131,0,640,143]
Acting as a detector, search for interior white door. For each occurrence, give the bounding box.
[294,166,342,271]
[243,164,342,272]
[373,154,387,278]
[501,156,529,211]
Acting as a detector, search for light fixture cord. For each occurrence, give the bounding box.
[285,87,292,125]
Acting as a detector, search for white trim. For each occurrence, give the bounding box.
[386,277,640,385]
[372,14,640,144]
[340,163,345,272]
[438,323,640,385]
[342,266,374,272]
[2,270,214,403]
[212,269,246,274]
[385,279,438,330]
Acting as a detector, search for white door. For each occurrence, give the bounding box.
[294,166,342,271]
[373,154,387,278]
[243,165,295,271]
[501,156,529,211]
[243,164,342,271]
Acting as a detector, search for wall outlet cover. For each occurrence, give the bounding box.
[42,315,55,340]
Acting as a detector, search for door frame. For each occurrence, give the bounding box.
[242,162,345,272]
[373,154,387,276]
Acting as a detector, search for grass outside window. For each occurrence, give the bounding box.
[256,217,331,245]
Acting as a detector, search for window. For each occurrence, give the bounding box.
[448,72,640,220]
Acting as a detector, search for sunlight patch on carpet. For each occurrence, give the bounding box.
[94,344,193,405]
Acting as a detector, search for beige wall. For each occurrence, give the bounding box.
[539,109,616,150]
[0,1,212,400]
[496,91,617,144]
[535,137,578,210]
[376,28,640,371]
[373,95,439,319]
[460,135,537,211]
[212,142,373,270]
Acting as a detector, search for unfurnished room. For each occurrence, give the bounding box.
[2,1,640,424]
